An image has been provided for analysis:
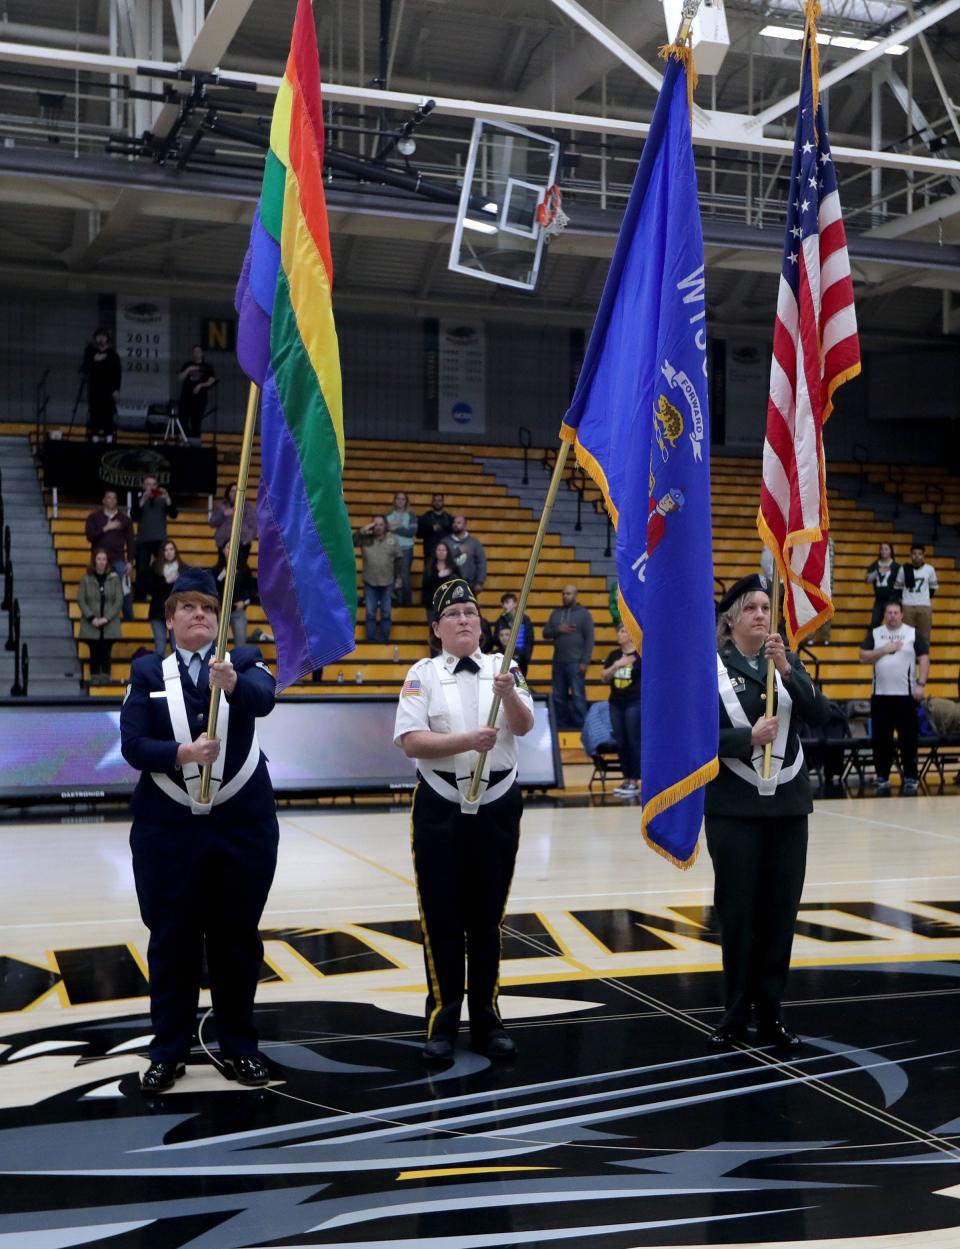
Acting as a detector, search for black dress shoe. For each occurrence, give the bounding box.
[756,1020,803,1052]
[140,1060,186,1093]
[421,1037,454,1062]
[707,1025,746,1051]
[220,1054,271,1086]
[471,1030,517,1059]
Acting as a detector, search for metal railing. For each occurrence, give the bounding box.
[571,465,586,532]
[851,443,869,498]
[887,464,905,519]
[518,426,532,486]
[925,483,944,544]
[34,367,51,436]
[1,526,11,613]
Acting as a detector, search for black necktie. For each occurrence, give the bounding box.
[196,649,210,695]
[455,656,480,674]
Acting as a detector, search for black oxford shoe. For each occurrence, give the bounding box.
[220,1054,271,1086]
[471,1030,517,1059]
[422,1037,454,1062]
[756,1020,803,1052]
[707,1025,746,1051]
[140,1061,186,1093]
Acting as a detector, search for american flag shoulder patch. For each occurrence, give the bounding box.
[402,677,422,696]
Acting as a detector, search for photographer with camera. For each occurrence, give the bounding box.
[133,474,178,598]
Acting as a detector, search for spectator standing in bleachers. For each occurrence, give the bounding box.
[601,625,642,799]
[210,483,257,569]
[386,490,417,606]
[146,540,188,655]
[85,489,135,621]
[859,599,929,795]
[133,475,178,598]
[449,515,487,596]
[865,541,901,628]
[356,515,401,644]
[80,328,121,441]
[421,540,457,623]
[213,540,257,648]
[417,493,454,561]
[177,345,218,438]
[495,592,535,676]
[896,543,938,645]
[77,548,123,685]
[543,584,594,730]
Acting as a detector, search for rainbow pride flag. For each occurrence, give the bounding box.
[235,0,356,689]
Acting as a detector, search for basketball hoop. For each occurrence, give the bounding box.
[536,184,570,238]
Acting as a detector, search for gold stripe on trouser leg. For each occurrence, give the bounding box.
[410,781,444,1038]
[489,795,519,1025]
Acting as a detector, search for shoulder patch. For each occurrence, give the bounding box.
[255,661,273,676]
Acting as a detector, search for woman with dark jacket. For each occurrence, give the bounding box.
[77,548,124,684]
[421,540,457,620]
[865,541,901,628]
[146,540,189,654]
[705,574,829,1053]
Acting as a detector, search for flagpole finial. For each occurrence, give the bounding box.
[803,0,822,121]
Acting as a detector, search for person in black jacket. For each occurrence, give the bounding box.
[706,573,829,1054]
[417,493,454,561]
[495,592,535,676]
[120,568,278,1094]
[80,328,122,440]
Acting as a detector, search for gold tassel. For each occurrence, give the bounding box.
[658,38,699,122]
[802,0,822,131]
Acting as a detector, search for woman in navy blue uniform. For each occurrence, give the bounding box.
[120,568,278,1093]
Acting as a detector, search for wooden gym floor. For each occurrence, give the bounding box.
[1,794,960,1248]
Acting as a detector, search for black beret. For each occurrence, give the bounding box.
[170,567,220,603]
[717,572,772,616]
[432,578,478,621]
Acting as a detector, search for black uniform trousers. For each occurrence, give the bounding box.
[130,810,279,1064]
[705,814,808,1030]
[411,778,522,1041]
[871,694,918,781]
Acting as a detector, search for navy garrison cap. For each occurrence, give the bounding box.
[717,572,771,616]
[432,578,478,621]
[170,568,219,604]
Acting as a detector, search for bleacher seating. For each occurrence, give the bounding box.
[21,428,960,716]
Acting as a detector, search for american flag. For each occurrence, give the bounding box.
[758,32,861,647]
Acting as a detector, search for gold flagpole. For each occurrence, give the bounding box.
[466,2,706,805]
[466,441,572,803]
[198,381,261,805]
[761,566,781,780]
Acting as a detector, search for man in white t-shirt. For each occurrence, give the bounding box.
[895,543,938,645]
[859,600,930,795]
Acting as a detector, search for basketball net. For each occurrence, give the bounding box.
[536,184,570,239]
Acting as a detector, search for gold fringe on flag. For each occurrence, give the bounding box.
[658,37,698,120]
[802,0,822,129]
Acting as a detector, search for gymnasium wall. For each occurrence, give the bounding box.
[0,287,956,469]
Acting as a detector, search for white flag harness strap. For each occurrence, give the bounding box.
[418,653,516,814]
[150,651,260,815]
[716,653,803,797]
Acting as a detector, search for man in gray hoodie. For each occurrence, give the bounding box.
[543,584,594,729]
[450,515,487,595]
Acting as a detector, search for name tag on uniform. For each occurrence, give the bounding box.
[149,691,168,699]
[730,676,746,693]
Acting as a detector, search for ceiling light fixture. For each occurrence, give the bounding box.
[759,24,908,54]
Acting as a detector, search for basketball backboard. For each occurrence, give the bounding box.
[449,119,560,293]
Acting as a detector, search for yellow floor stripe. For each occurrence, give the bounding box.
[284,819,415,887]
[396,1166,557,1182]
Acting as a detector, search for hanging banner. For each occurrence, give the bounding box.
[437,320,486,433]
[115,294,170,418]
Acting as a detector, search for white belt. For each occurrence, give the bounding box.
[151,737,262,814]
[419,764,518,808]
